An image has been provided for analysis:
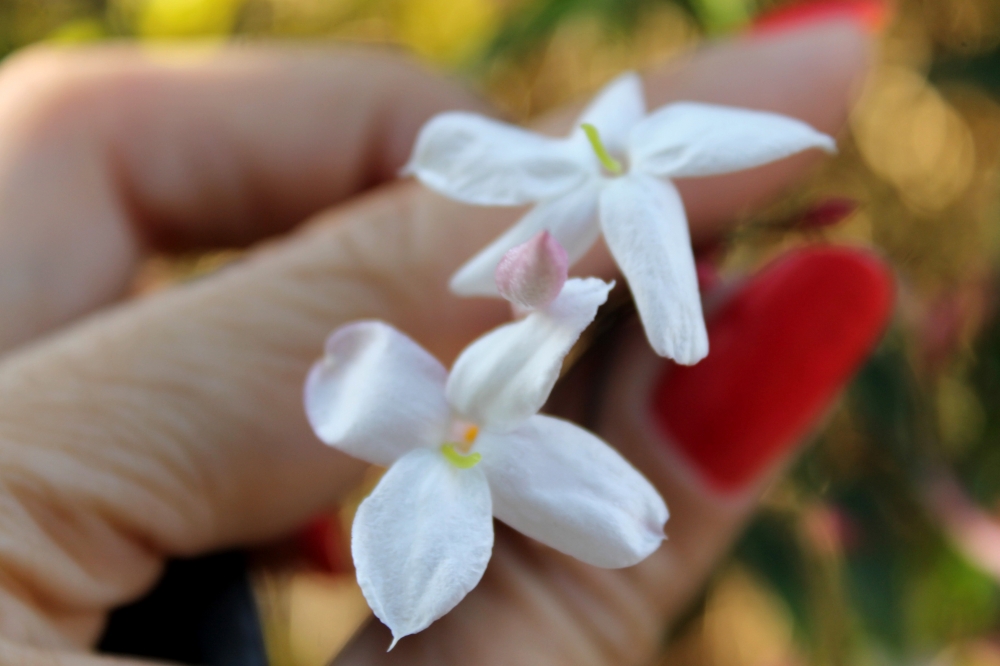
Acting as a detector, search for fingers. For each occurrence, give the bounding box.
[331,247,895,665]
[598,247,894,627]
[0,45,485,350]
[0,22,870,650]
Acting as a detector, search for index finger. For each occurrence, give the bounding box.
[0,45,486,351]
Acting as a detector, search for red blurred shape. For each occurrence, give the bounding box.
[796,197,858,230]
[696,259,722,293]
[653,247,896,493]
[298,514,350,573]
[751,0,888,35]
[804,504,860,555]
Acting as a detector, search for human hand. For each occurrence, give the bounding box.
[0,20,886,665]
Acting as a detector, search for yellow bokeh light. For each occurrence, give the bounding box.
[132,0,245,38]
[393,0,499,65]
[689,0,751,34]
[853,65,976,212]
[46,18,106,43]
[704,567,799,666]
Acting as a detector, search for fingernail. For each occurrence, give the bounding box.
[651,247,894,494]
[751,0,888,36]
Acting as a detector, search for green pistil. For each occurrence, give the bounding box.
[441,443,482,469]
[581,123,623,175]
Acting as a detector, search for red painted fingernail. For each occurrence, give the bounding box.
[751,0,888,36]
[651,247,895,494]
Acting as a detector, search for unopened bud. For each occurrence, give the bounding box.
[495,231,569,310]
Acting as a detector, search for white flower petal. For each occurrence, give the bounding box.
[600,175,707,364]
[449,185,601,297]
[304,321,450,466]
[446,278,613,430]
[405,111,592,206]
[352,448,493,648]
[573,72,646,155]
[628,102,837,178]
[479,414,667,568]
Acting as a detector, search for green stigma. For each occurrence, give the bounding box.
[581,123,623,175]
[441,443,482,469]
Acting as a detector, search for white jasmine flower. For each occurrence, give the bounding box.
[304,237,667,647]
[405,72,837,364]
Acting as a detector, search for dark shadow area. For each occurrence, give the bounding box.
[99,550,267,666]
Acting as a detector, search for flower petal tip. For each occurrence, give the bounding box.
[654,333,709,365]
[495,231,569,310]
[649,320,709,363]
[606,525,669,569]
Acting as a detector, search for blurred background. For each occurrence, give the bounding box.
[5,0,1000,664]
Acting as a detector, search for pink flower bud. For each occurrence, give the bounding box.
[495,231,569,310]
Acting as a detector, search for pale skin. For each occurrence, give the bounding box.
[0,22,868,665]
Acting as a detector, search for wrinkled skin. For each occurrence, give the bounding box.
[0,24,868,666]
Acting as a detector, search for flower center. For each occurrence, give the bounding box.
[441,422,481,468]
[581,123,623,176]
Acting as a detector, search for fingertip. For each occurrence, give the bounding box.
[647,19,873,122]
[654,21,872,238]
